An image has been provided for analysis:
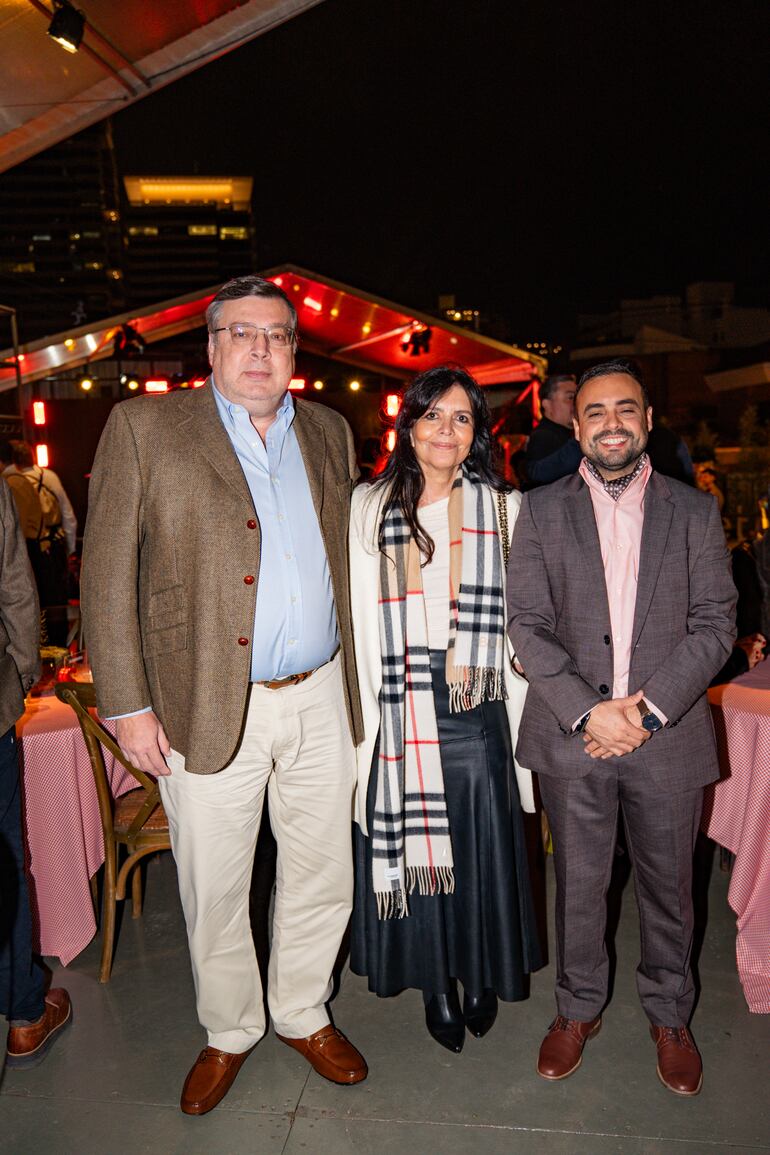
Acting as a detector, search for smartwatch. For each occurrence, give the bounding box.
[637,699,663,733]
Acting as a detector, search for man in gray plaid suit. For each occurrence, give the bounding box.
[507,359,735,1097]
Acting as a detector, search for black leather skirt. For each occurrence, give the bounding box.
[351,651,542,1000]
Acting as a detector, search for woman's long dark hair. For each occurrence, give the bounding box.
[373,364,509,563]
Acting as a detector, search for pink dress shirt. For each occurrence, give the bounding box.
[578,456,667,723]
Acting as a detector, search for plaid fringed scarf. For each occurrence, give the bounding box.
[373,464,507,919]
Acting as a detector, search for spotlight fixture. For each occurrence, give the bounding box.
[48,1,86,53]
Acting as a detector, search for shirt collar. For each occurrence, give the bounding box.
[581,453,650,501]
[211,378,294,434]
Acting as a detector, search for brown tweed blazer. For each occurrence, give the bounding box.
[82,383,363,773]
[0,480,40,735]
[507,469,737,792]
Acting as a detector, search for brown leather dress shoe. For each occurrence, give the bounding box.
[180,1045,256,1115]
[276,1025,367,1084]
[536,1015,601,1080]
[6,989,72,1070]
[650,1025,703,1096]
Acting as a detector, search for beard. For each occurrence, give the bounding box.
[584,425,648,474]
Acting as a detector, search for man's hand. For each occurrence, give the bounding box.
[582,691,651,759]
[116,711,172,777]
[736,632,766,670]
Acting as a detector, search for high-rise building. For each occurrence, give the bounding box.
[0,122,257,344]
[121,175,256,306]
[0,121,124,342]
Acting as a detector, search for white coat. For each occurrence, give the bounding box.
[349,481,535,834]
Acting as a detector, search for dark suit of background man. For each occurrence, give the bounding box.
[82,276,367,1116]
[524,372,581,488]
[0,481,71,1070]
[507,358,736,1096]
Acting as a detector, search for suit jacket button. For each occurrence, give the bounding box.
[603,635,611,645]
[243,575,255,585]
[599,683,609,694]
[238,636,249,646]
[246,519,257,529]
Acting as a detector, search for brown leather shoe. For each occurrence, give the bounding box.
[5,989,72,1070]
[276,1025,367,1085]
[536,1015,601,1080]
[650,1025,703,1096]
[180,1045,256,1115]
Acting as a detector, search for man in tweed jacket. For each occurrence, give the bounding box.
[507,359,735,1097]
[82,276,366,1115]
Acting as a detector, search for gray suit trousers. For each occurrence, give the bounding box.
[539,764,703,1027]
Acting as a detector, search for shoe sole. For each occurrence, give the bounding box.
[5,1003,73,1070]
[536,1018,602,1081]
[656,1064,703,1096]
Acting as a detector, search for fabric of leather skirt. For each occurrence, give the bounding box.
[351,650,543,1000]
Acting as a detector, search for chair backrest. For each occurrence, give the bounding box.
[54,681,164,842]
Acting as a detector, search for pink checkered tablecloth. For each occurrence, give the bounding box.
[705,660,770,1014]
[17,694,136,966]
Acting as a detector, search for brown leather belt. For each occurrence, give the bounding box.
[254,648,339,690]
[255,668,315,690]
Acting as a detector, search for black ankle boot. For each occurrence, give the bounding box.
[424,988,465,1053]
[463,988,498,1038]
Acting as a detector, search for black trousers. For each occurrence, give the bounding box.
[0,727,46,1022]
[539,763,703,1027]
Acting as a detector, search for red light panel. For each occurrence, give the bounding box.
[385,394,400,418]
[33,401,46,425]
[35,444,49,467]
[145,378,169,394]
[289,378,306,391]
[190,378,206,389]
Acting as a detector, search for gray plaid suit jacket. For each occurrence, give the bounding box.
[506,469,736,792]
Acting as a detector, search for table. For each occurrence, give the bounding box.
[705,660,770,1013]
[17,693,135,966]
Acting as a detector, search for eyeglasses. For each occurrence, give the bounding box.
[211,323,295,348]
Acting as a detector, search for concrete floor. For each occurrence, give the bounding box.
[1,841,768,1155]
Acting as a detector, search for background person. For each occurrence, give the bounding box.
[525,373,581,488]
[0,480,71,1070]
[350,365,541,1054]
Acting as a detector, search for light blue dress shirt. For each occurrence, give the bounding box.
[211,381,339,682]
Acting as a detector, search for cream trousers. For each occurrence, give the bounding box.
[159,653,356,1053]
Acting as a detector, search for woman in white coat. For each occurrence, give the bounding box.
[349,365,542,1053]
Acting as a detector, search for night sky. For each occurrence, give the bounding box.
[112,0,768,341]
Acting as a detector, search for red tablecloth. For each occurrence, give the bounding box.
[705,660,770,1014]
[17,694,136,966]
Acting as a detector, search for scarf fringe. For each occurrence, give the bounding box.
[448,666,506,713]
[406,864,455,897]
[376,888,409,920]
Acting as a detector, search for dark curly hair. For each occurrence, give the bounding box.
[373,363,508,563]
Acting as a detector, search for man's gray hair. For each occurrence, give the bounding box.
[206,275,298,343]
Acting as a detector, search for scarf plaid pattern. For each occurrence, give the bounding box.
[373,464,507,919]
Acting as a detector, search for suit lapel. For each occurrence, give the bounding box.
[176,381,254,510]
[632,472,674,647]
[293,400,326,519]
[567,476,608,603]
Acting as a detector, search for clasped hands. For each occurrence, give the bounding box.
[582,690,651,760]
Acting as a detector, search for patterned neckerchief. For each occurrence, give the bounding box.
[584,453,649,501]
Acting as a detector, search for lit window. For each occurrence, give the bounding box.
[188,225,217,237]
[127,226,159,237]
[84,261,104,270]
[219,226,248,240]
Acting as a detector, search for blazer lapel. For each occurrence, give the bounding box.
[293,400,326,518]
[567,476,608,606]
[176,381,254,510]
[632,472,674,647]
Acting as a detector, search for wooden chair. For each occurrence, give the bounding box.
[55,681,172,982]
